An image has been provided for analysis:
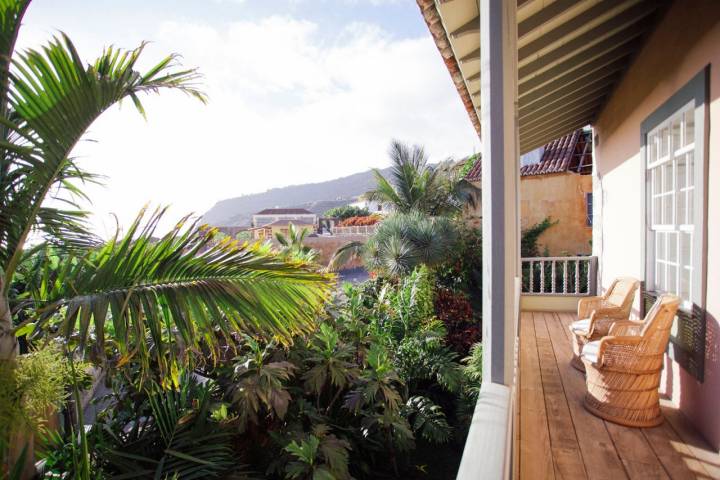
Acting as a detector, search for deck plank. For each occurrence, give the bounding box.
[643,421,715,479]
[552,314,670,479]
[519,311,555,479]
[544,312,628,480]
[520,311,718,480]
[661,403,720,478]
[603,421,669,479]
[533,312,588,479]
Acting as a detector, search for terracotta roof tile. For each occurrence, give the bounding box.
[465,129,592,181]
[255,208,314,215]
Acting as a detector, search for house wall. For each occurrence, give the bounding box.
[593,0,720,448]
[466,173,592,256]
[520,173,592,256]
[252,214,317,227]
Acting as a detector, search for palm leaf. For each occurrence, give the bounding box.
[22,207,332,377]
[1,32,206,289]
[326,241,365,272]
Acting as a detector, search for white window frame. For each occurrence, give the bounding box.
[642,68,708,313]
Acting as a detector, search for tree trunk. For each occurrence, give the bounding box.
[0,278,18,361]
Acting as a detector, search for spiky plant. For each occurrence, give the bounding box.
[328,211,457,276]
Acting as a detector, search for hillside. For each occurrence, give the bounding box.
[202,167,391,226]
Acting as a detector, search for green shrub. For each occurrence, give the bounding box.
[324,205,371,220]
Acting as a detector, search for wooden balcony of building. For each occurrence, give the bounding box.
[519,311,720,479]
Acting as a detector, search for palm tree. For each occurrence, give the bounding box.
[275,223,319,263]
[0,0,331,369]
[17,208,330,377]
[364,140,476,216]
[327,211,456,277]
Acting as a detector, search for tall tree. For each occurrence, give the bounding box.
[364,140,476,216]
[0,0,331,370]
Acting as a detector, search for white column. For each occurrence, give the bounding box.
[480,0,519,386]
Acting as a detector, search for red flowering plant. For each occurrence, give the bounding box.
[434,288,480,356]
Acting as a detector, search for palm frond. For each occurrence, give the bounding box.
[0,0,30,114]
[326,241,365,272]
[1,32,206,289]
[101,375,235,479]
[22,208,332,378]
[403,395,451,444]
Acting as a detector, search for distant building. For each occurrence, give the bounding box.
[349,199,392,215]
[250,208,318,240]
[464,128,593,256]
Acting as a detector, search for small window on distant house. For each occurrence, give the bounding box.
[377,204,382,212]
[585,193,593,227]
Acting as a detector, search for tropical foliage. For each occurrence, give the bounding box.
[275,222,320,263]
[0,1,331,474]
[323,205,371,221]
[337,215,380,227]
[0,3,491,478]
[328,211,457,277]
[364,140,477,216]
[46,266,481,479]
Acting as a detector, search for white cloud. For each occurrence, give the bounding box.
[19,13,478,235]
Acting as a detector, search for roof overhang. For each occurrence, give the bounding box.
[418,0,669,153]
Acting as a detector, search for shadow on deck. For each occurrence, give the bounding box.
[519,311,720,479]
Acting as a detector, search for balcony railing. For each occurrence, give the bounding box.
[330,225,378,236]
[521,256,597,296]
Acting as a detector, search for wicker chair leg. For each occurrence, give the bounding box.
[571,354,586,373]
[583,362,663,427]
[571,333,587,373]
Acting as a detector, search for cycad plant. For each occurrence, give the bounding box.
[328,211,457,277]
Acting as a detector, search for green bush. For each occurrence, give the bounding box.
[37,266,478,479]
[324,205,371,220]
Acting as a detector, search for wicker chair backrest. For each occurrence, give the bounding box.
[604,277,640,313]
[640,294,680,342]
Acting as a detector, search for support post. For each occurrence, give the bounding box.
[480,0,519,387]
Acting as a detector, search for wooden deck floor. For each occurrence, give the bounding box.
[519,311,720,480]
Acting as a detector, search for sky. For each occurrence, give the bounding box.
[18,0,479,236]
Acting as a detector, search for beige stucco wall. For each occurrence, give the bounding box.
[593,0,720,449]
[466,173,592,256]
[520,173,592,256]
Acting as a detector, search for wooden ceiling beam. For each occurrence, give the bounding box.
[459,47,481,64]
[521,57,627,107]
[450,14,480,39]
[519,72,618,118]
[519,36,640,95]
[518,0,585,38]
[518,5,656,76]
[520,95,605,132]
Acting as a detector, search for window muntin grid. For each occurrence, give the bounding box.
[646,101,695,307]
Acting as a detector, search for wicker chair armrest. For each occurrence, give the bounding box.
[597,335,643,367]
[608,320,644,337]
[586,310,623,337]
[591,305,626,318]
[578,296,603,319]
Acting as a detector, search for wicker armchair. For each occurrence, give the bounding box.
[569,277,640,371]
[581,294,681,427]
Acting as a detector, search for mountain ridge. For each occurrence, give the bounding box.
[202,167,391,226]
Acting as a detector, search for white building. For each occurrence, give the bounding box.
[251,208,317,228]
